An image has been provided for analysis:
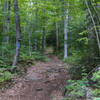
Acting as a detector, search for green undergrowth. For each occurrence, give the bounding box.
[0,51,50,89]
[63,64,100,99]
[0,59,14,90]
[63,51,83,65]
[19,51,50,62]
[62,51,100,99]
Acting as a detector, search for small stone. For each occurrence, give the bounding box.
[36,88,43,91]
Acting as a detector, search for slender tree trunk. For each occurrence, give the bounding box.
[7,0,11,43]
[28,27,31,56]
[90,0,100,23]
[85,0,100,51]
[7,0,11,32]
[12,0,21,66]
[1,0,7,57]
[1,0,11,57]
[56,22,59,55]
[3,0,7,35]
[41,9,46,56]
[1,42,4,57]
[34,39,38,51]
[64,9,68,59]
[34,8,38,51]
[42,26,45,56]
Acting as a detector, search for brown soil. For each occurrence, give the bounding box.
[0,55,70,100]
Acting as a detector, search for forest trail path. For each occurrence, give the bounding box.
[0,55,70,100]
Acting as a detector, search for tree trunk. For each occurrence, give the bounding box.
[34,8,38,51]
[12,0,21,66]
[41,27,45,56]
[41,9,46,56]
[7,0,11,43]
[7,0,11,32]
[64,10,68,59]
[85,0,100,51]
[34,39,38,51]
[3,0,7,35]
[28,26,31,56]
[1,0,7,57]
[56,22,59,55]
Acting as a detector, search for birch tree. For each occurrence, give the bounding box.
[64,6,69,59]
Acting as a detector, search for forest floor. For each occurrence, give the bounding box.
[0,53,70,100]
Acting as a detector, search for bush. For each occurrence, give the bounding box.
[90,69,100,97]
[63,56,81,65]
[92,89,100,97]
[64,66,89,99]
[0,68,13,83]
[63,49,83,64]
[0,59,7,68]
[19,52,50,69]
[31,52,50,62]
[91,70,100,87]
[19,52,35,61]
[68,65,87,79]
[93,98,100,100]
[64,78,88,99]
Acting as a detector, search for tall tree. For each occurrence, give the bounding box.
[12,0,21,66]
[41,8,46,56]
[7,0,11,35]
[85,0,100,51]
[64,4,69,59]
[1,0,7,56]
[56,22,59,55]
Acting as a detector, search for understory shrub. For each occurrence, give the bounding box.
[31,52,50,62]
[64,66,100,99]
[0,59,7,68]
[0,68,13,83]
[19,51,50,63]
[68,65,83,79]
[64,78,89,99]
[91,70,100,87]
[63,51,83,65]
[64,66,89,99]
[0,60,13,83]
[90,69,100,97]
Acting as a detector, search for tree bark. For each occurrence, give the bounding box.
[3,0,7,35]
[6,0,11,43]
[41,9,46,56]
[56,22,59,55]
[34,8,38,51]
[12,0,21,66]
[64,9,68,59]
[85,0,100,51]
[28,24,31,56]
[1,0,7,57]
[7,0,11,33]
[34,39,38,51]
[41,26,45,56]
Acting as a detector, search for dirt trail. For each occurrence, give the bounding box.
[0,55,70,100]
